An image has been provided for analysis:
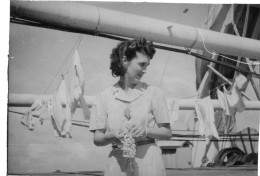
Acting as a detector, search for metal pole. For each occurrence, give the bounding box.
[10,1,260,60]
[8,93,260,110]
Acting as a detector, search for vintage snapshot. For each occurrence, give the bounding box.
[8,1,260,176]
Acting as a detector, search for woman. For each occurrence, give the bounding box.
[90,38,172,176]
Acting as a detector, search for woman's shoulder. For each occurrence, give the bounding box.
[142,83,165,99]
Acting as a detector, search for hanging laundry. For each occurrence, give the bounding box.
[45,50,90,138]
[50,77,72,137]
[217,75,247,116]
[21,95,52,130]
[78,94,90,120]
[30,95,52,124]
[66,50,90,119]
[30,96,45,111]
[67,50,85,101]
[61,101,73,138]
[234,74,249,92]
[38,102,51,124]
[73,50,85,90]
[195,96,219,142]
[21,110,34,130]
[168,98,180,128]
[229,85,245,113]
[217,89,234,116]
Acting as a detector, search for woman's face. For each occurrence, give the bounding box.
[124,52,150,84]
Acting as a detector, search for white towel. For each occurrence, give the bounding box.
[51,78,72,137]
[67,50,90,118]
[195,96,219,141]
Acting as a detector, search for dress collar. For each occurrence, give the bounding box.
[112,82,146,102]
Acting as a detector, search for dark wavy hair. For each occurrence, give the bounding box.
[110,38,156,77]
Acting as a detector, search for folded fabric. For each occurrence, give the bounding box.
[195,96,219,141]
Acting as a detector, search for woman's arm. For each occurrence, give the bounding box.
[93,129,123,146]
[146,123,172,140]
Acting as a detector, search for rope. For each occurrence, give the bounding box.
[43,34,83,94]
[197,29,260,66]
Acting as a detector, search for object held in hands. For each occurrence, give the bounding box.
[118,128,136,158]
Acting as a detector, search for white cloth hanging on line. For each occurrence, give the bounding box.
[195,96,219,142]
[66,50,90,120]
[31,95,52,123]
[168,98,180,128]
[21,95,53,130]
[217,74,247,116]
[50,77,72,137]
[21,110,34,130]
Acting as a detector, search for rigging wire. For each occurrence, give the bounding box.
[10,18,260,78]
[197,29,260,66]
[43,34,83,94]
[181,83,227,100]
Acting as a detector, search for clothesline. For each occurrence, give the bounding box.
[181,83,227,100]
[43,34,84,94]
[18,48,90,137]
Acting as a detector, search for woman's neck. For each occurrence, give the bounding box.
[118,77,136,91]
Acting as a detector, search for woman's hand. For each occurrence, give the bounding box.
[124,123,172,140]
[93,129,124,146]
[125,124,147,138]
[104,130,124,145]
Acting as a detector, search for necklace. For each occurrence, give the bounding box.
[124,103,131,120]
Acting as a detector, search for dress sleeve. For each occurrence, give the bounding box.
[89,93,107,132]
[151,87,170,124]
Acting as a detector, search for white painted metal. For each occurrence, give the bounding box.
[11,1,260,60]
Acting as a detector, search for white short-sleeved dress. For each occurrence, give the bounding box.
[90,82,170,176]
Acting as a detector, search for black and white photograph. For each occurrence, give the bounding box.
[6,1,260,176]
